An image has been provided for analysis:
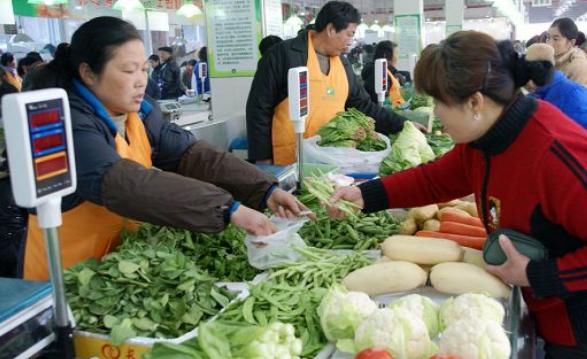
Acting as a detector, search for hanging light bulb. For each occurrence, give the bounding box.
[112,0,145,11]
[370,21,383,37]
[27,0,68,5]
[357,21,369,39]
[177,0,202,18]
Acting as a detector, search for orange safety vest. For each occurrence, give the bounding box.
[24,113,152,280]
[5,71,22,92]
[388,69,405,107]
[271,32,350,165]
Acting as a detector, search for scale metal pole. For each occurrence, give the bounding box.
[297,133,304,189]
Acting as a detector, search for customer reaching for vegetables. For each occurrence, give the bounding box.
[17,17,309,281]
[328,30,587,358]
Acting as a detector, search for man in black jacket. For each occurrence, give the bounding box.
[157,47,183,99]
[246,1,410,165]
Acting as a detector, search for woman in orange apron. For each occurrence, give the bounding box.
[362,40,406,108]
[21,17,307,280]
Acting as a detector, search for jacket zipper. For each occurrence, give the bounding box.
[480,152,491,228]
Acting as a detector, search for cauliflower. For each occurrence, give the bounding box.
[318,286,377,341]
[388,294,440,337]
[352,307,437,359]
[439,293,505,331]
[439,319,511,359]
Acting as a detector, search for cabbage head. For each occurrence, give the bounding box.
[388,294,440,337]
[318,286,377,342]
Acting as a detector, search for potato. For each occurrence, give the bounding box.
[437,199,465,209]
[438,206,470,219]
[462,202,479,217]
[408,204,439,225]
[422,219,441,231]
[399,217,418,235]
[462,247,486,268]
[382,235,464,265]
[343,261,427,296]
[430,262,511,298]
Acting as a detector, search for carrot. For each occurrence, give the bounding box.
[415,230,486,250]
[438,208,484,227]
[439,221,487,237]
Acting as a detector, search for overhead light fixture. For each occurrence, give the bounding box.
[112,0,145,11]
[285,14,303,27]
[27,0,68,5]
[356,21,369,38]
[177,0,202,18]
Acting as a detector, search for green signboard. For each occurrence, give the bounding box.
[394,14,423,60]
[12,0,37,17]
[204,0,263,78]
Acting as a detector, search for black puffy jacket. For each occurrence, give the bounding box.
[245,30,406,161]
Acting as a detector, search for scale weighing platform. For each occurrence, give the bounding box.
[0,278,55,359]
[255,164,298,193]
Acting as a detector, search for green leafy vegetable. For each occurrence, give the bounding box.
[148,321,303,359]
[317,108,387,152]
[379,121,436,176]
[64,228,237,343]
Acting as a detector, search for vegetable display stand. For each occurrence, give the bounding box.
[73,283,248,359]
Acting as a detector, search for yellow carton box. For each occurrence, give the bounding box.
[74,329,198,359]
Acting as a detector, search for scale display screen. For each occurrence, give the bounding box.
[26,99,72,198]
[299,71,308,117]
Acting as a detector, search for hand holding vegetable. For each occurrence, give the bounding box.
[485,235,530,287]
[231,205,277,236]
[328,186,364,219]
[267,188,314,220]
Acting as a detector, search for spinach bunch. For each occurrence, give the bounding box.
[64,228,236,344]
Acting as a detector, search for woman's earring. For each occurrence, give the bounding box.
[473,113,481,121]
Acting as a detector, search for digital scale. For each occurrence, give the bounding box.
[197,62,207,93]
[158,100,182,122]
[287,66,309,187]
[375,58,388,107]
[1,89,76,358]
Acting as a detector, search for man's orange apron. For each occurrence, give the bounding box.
[271,32,350,165]
[388,69,405,107]
[24,113,152,280]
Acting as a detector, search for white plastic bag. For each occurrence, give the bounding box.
[303,134,391,174]
[245,217,308,270]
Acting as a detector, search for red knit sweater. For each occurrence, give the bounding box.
[361,96,587,347]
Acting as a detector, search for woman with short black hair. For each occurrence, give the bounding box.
[330,30,587,358]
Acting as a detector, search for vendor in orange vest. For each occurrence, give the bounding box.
[246,1,416,165]
[362,41,406,108]
[1,52,22,91]
[19,17,309,281]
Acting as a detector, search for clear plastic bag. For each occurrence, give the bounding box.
[303,134,391,174]
[245,217,308,270]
